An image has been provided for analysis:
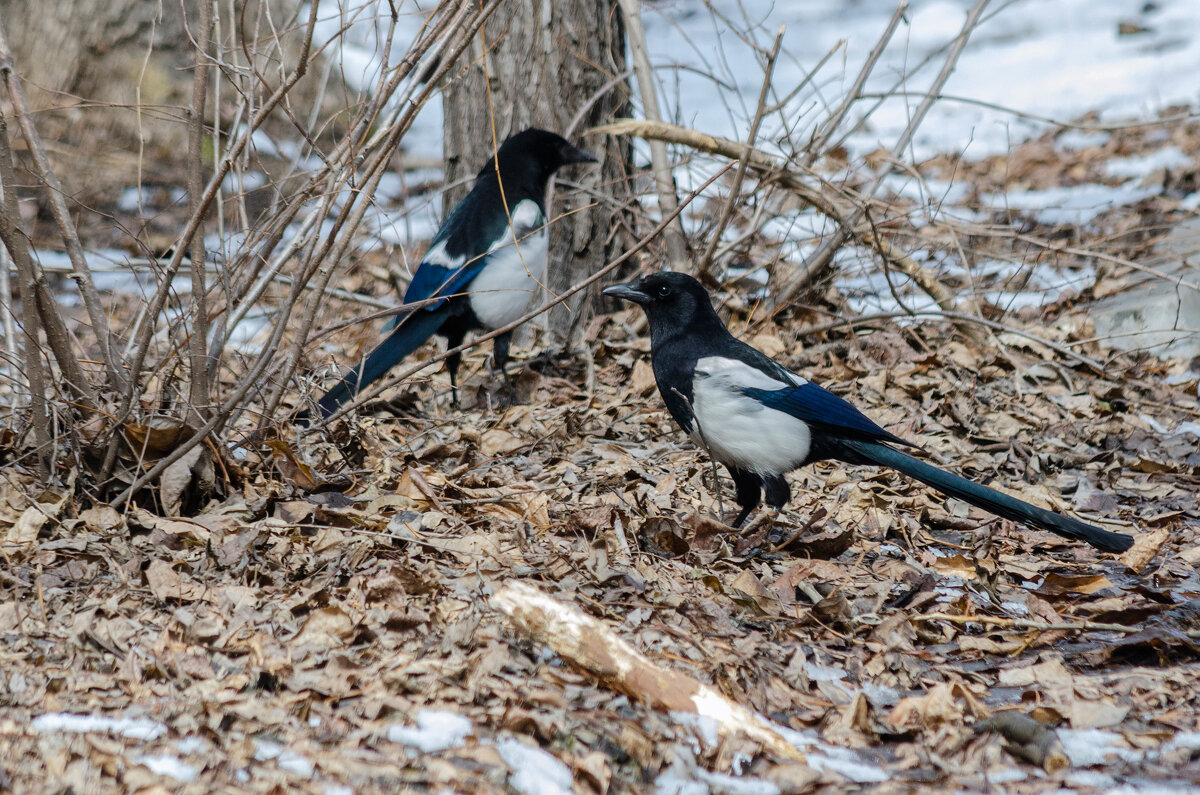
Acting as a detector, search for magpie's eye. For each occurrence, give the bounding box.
[656,284,672,298]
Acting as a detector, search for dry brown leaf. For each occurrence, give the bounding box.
[79,505,123,533]
[573,750,613,795]
[1034,573,1115,596]
[479,428,526,457]
[145,559,208,602]
[160,445,206,515]
[630,358,657,396]
[292,606,356,651]
[888,682,988,729]
[728,570,780,616]
[998,657,1074,688]
[1071,699,1130,729]
[932,554,978,580]
[1120,526,1169,573]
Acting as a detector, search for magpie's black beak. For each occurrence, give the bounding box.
[564,145,597,165]
[602,281,648,304]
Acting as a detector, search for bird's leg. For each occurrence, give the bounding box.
[763,475,790,513]
[446,352,461,407]
[491,331,515,404]
[761,474,792,545]
[444,327,466,408]
[728,466,763,529]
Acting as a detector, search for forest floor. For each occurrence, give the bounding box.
[2,113,1200,793]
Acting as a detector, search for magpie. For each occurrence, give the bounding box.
[602,271,1135,553]
[310,128,595,418]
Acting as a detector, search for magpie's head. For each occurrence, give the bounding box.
[603,271,720,337]
[493,128,596,182]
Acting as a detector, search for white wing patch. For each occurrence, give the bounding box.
[468,199,549,329]
[690,356,811,475]
[694,356,806,390]
[422,239,461,270]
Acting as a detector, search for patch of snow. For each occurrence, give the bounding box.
[771,726,888,783]
[31,712,167,741]
[495,738,574,795]
[253,738,315,777]
[386,709,473,753]
[1058,728,1144,766]
[175,736,208,754]
[1001,601,1029,617]
[988,767,1027,784]
[693,767,779,795]
[225,313,274,354]
[324,787,355,795]
[643,0,1200,162]
[1139,413,1170,434]
[861,682,900,707]
[670,711,722,751]
[1163,731,1200,752]
[1104,146,1192,179]
[804,747,890,784]
[654,763,711,795]
[981,182,1158,226]
[222,170,269,193]
[880,174,971,207]
[117,187,143,213]
[135,754,199,783]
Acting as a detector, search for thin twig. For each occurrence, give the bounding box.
[0,18,127,393]
[914,611,1200,639]
[617,0,689,269]
[804,3,908,163]
[774,0,992,320]
[670,385,724,518]
[793,308,1109,374]
[186,0,215,423]
[589,119,961,318]
[698,25,784,275]
[0,110,95,410]
[0,116,47,462]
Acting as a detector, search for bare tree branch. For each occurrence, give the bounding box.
[0,18,127,393]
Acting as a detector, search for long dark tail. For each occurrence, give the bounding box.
[313,309,448,418]
[838,439,1134,553]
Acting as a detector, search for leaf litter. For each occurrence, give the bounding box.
[3,130,1200,795]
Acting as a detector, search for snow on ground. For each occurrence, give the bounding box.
[311,0,1200,163]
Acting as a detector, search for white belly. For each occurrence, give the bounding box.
[691,372,812,475]
[468,203,549,329]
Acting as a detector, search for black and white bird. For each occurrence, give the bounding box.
[309,128,595,418]
[603,271,1135,553]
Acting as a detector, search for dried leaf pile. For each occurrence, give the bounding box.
[2,131,1200,792]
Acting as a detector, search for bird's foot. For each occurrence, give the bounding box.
[732,509,784,558]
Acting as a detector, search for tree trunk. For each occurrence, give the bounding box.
[441,0,633,342]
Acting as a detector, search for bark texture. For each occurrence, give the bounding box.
[441,0,633,340]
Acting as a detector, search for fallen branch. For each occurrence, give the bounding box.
[492,580,806,762]
[916,612,1169,636]
[975,712,1069,773]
